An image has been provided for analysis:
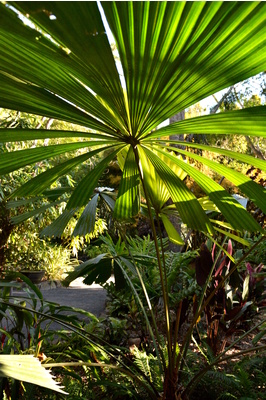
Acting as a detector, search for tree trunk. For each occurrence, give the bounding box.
[0,201,13,275]
[169,110,185,152]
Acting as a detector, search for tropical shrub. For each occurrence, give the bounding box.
[4,229,76,280]
[0,109,109,276]
[194,240,265,356]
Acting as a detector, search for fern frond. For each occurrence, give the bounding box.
[132,346,164,392]
[235,364,252,394]
[132,347,153,382]
[202,340,217,364]
[217,393,238,400]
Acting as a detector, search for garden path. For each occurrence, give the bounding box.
[40,278,108,317]
[9,278,110,333]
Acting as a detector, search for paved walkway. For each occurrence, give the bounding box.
[9,278,110,333]
[10,278,111,330]
[41,278,108,317]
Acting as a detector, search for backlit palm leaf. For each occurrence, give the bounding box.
[0,355,67,394]
[0,1,265,233]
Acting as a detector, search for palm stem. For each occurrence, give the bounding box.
[115,250,165,375]
[156,212,177,375]
[172,300,182,369]
[133,145,172,378]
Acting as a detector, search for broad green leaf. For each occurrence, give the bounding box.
[42,187,73,200]
[150,107,266,140]
[198,197,220,213]
[40,208,77,238]
[0,70,115,134]
[143,156,170,212]
[209,219,236,231]
[0,129,116,143]
[10,1,128,128]
[138,146,213,233]
[103,2,266,135]
[11,145,116,198]
[83,259,113,285]
[113,261,127,290]
[100,193,116,211]
[11,200,62,225]
[0,355,67,394]
[160,214,184,245]
[144,165,170,214]
[0,3,128,133]
[2,2,265,136]
[163,145,266,216]
[158,140,266,172]
[114,146,140,219]
[137,148,183,214]
[73,194,99,236]
[63,253,108,286]
[154,146,262,232]
[212,226,251,247]
[157,151,187,181]
[119,256,138,276]
[7,197,49,209]
[0,1,265,236]
[67,146,124,209]
[0,141,92,175]
[7,188,73,206]
[117,147,129,171]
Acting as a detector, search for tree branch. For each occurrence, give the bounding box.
[210,86,234,114]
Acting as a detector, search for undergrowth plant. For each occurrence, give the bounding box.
[193,239,265,356]
[189,355,266,400]
[63,233,266,399]
[0,277,89,398]
[0,235,265,399]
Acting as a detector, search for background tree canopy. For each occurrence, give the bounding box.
[0,1,265,237]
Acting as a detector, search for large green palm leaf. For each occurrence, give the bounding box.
[0,1,266,234]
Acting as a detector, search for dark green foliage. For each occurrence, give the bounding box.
[189,356,266,400]
[236,235,266,267]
